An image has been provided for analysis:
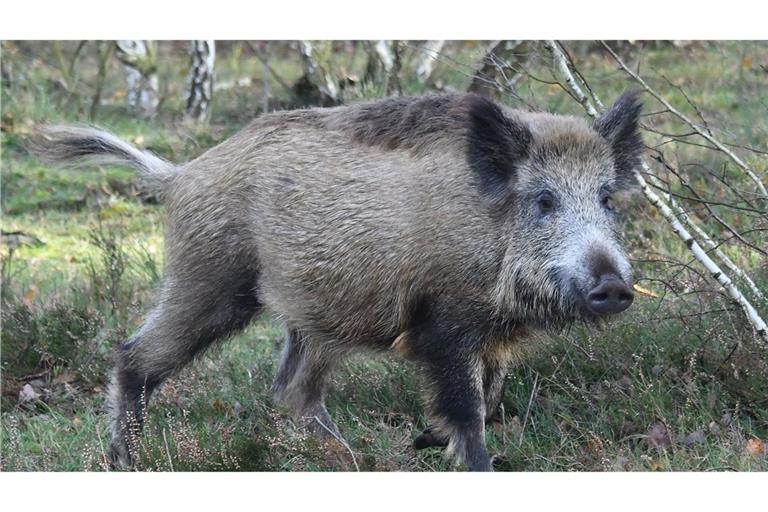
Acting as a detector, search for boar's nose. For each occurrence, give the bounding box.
[586,275,634,315]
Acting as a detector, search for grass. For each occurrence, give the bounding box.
[1,40,767,472]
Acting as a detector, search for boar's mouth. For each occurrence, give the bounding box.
[565,279,597,321]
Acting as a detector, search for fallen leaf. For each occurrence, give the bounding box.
[647,419,672,449]
[633,284,659,298]
[745,438,767,458]
[492,414,522,442]
[617,375,633,390]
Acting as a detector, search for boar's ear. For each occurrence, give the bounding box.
[465,94,532,197]
[593,91,644,188]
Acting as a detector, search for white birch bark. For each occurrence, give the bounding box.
[114,40,158,117]
[546,40,768,343]
[639,159,766,301]
[300,40,338,103]
[375,40,395,74]
[415,40,445,84]
[373,40,401,95]
[186,40,216,122]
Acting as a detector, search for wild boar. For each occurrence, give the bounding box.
[32,91,642,471]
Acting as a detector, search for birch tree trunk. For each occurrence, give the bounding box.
[387,41,402,96]
[375,40,395,75]
[114,40,159,117]
[260,41,271,113]
[186,40,215,123]
[361,40,402,95]
[416,40,445,85]
[89,41,114,120]
[294,40,339,106]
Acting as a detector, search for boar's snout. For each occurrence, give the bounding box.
[585,275,634,315]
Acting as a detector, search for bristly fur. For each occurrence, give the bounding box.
[30,92,642,471]
[592,91,644,189]
[335,93,532,200]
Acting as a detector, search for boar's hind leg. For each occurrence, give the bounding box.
[107,271,260,469]
[272,327,304,399]
[272,328,343,439]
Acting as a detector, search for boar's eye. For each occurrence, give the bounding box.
[600,190,615,211]
[536,190,557,215]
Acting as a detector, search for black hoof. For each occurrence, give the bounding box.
[413,426,449,450]
[491,453,509,470]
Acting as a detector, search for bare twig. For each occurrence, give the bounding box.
[519,372,539,447]
[312,416,360,472]
[544,41,597,117]
[601,41,768,199]
[243,41,293,96]
[469,40,527,96]
[162,428,174,472]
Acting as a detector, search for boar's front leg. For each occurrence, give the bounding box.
[425,354,492,471]
[414,354,509,451]
[406,300,494,471]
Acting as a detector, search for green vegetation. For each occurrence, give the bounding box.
[1,41,766,471]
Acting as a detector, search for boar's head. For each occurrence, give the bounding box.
[469,92,644,327]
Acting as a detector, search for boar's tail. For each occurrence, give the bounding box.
[29,125,178,198]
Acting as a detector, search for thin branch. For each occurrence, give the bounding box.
[519,372,539,447]
[649,153,768,258]
[312,416,360,472]
[600,41,768,199]
[415,40,445,84]
[243,41,294,97]
[544,41,598,118]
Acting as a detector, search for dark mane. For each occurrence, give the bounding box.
[333,94,468,155]
[329,93,532,199]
